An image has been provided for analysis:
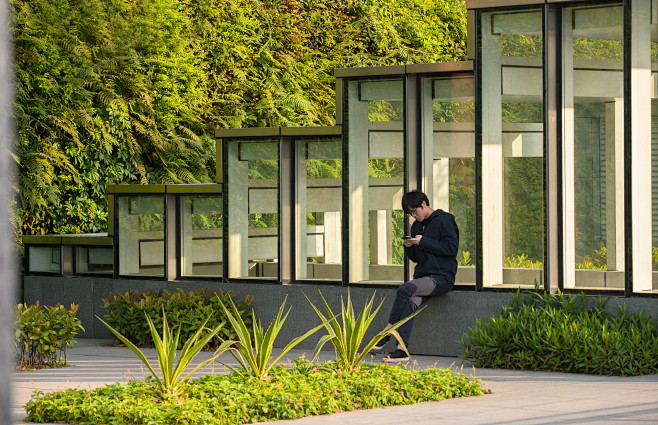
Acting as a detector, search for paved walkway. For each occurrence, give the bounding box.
[11,339,658,425]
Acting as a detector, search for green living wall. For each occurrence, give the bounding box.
[12,0,467,237]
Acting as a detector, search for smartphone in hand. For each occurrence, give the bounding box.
[402,236,412,240]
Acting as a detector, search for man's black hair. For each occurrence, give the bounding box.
[401,190,430,214]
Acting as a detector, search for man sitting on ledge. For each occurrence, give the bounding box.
[375,190,459,362]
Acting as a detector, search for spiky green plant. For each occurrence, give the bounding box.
[97,311,232,399]
[306,291,425,373]
[219,296,324,379]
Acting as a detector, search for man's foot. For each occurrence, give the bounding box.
[382,349,409,362]
[372,335,390,350]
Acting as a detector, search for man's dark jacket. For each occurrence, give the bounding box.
[404,209,459,282]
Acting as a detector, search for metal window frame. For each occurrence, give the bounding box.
[342,75,408,286]
[113,192,168,281]
[557,0,630,297]
[221,134,281,284]
[175,193,224,281]
[286,129,344,286]
[23,243,63,276]
[475,4,549,292]
[414,70,477,290]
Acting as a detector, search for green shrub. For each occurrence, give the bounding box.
[575,246,607,269]
[15,301,84,369]
[460,290,658,376]
[24,360,485,424]
[102,288,253,350]
[458,250,473,267]
[504,254,543,269]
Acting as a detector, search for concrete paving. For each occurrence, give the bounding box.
[11,339,658,425]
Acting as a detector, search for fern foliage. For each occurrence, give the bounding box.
[12,0,467,235]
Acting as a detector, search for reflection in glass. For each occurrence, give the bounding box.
[480,9,545,287]
[649,0,658,291]
[180,195,222,277]
[295,136,342,281]
[117,195,165,277]
[226,139,279,279]
[653,94,658,279]
[28,246,61,273]
[563,3,624,289]
[76,247,113,275]
[422,75,475,284]
[347,79,405,283]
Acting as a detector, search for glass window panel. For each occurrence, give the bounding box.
[346,78,405,283]
[480,9,545,288]
[75,246,113,275]
[226,139,279,279]
[648,0,658,292]
[117,195,165,277]
[563,3,624,290]
[28,246,61,273]
[295,136,342,281]
[652,93,657,291]
[180,194,222,278]
[422,75,475,285]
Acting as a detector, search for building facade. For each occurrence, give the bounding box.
[23,0,658,355]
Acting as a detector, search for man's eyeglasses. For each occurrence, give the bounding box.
[406,208,421,217]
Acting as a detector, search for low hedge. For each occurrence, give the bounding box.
[24,360,486,425]
[102,288,253,350]
[460,291,658,376]
[15,302,84,369]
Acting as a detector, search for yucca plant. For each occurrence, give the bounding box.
[97,311,233,399]
[306,291,425,373]
[219,296,324,379]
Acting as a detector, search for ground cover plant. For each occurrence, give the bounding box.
[15,302,84,370]
[24,360,486,425]
[25,292,486,424]
[460,290,658,376]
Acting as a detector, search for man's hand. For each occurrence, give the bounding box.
[403,235,422,247]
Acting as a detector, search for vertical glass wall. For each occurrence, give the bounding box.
[563,3,624,290]
[638,0,658,293]
[295,136,343,281]
[28,246,61,273]
[421,74,476,284]
[346,78,405,283]
[180,195,222,278]
[117,195,166,277]
[480,8,545,287]
[653,0,658,292]
[75,246,113,274]
[226,139,280,279]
